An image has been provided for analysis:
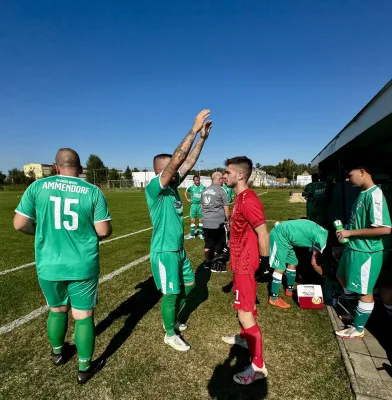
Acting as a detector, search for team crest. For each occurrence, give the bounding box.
[203,196,211,205]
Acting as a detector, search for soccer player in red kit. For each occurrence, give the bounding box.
[222,156,270,384]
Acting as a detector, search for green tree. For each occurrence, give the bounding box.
[86,155,107,184]
[0,171,6,185]
[255,162,261,169]
[132,167,140,172]
[49,165,57,176]
[107,168,120,181]
[7,168,28,184]
[123,166,134,186]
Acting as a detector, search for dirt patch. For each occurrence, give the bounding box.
[289,192,306,203]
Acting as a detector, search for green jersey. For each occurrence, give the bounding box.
[347,185,391,253]
[186,183,205,204]
[313,181,327,207]
[303,182,316,217]
[15,175,111,281]
[145,172,184,252]
[222,184,235,203]
[276,219,328,252]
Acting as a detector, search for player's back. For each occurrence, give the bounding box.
[19,175,109,280]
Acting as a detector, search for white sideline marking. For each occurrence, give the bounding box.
[0,254,151,335]
[0,191,268,276]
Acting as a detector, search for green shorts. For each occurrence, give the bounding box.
[269,229,298,271]
[190,203,202,219]
[38,277,99,310]
[337,248,383,294]
[150,248,195,295]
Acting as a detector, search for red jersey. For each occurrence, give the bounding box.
[229,189,266,274]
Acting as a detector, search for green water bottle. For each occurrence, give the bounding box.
[334,220,349,244]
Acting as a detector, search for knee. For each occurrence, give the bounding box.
[72,308,94,320]
[238,310,254,326]
[50,305,70,313]
[185,282,195,287]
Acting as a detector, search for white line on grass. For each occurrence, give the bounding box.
[0,254,151,335]
[0,192,268,276]
[0,191,271,334]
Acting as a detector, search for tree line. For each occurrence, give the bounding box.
[0,155,317,187]
[0,154,137,187]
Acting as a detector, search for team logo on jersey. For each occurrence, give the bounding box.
[356,200,363,210]
[312,297,321,305]
[203,196,211,205]
[173,200,183,215]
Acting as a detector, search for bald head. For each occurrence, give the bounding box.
[55,148,81,175]
[212,171,223,185]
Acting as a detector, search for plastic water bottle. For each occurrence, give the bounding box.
[333,220,349,244]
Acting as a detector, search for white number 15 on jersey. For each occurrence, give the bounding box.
[50,196,79,230]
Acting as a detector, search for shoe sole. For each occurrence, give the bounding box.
[336,333,364,339]
[164,338,190,352]
[221,337,248,348]
[233,373,267,385]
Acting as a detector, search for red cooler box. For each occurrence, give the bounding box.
[297,284,324,310]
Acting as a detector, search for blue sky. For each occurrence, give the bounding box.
[1,0,391,172]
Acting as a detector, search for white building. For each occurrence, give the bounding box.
[131,171,212,188]
[249,169,276,187]
[296,171,312,186]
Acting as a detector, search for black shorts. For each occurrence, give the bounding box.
[203,227,227,253]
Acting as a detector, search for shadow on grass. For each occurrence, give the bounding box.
[208,345,268,400]
[178,262,211,323]
[96,276,161,360]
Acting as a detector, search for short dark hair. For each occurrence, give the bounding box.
[153,154,172,164]
[225,156,253,181]
[346,164,373,176]
[193,175,200,180]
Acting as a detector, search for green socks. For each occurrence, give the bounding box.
[198,223,203,235]
[162,294,177,337]
[286,268,296,293]
[75,316,96,371]
[190,224,195,237]
[353,301,374,333]
[176,284,195,316]
[271,271,283,300]
[47,311,68,355]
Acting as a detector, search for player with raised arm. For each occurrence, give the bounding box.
[14,148,112,384]
[145,110,212,351]
[221,156,269,384]
[185,175,205,240]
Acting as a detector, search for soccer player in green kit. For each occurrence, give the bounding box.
[269,219,328,309]
[184,175,205,239]
[335,164,391,339]
[223,180,235,203]
[302,173,319,221]
[145,109,212,351]
[13,148,112,384]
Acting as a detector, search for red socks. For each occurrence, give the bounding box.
[239,309,258,339]
[244,324,264,368]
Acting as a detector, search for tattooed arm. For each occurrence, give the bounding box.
[160,110,210,188]
[179,120,212,180]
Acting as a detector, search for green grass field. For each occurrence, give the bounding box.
[0,189,353,400]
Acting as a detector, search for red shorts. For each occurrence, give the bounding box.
[233,274,257,312]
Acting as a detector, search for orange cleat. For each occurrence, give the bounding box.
[285,289,293,297]
[269,297,291,309]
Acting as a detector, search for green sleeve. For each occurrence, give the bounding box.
[94,189,111,222]
[369,191,392,227]
[145,174,163,199]
[15,183,36,220]
[186,186,192,194]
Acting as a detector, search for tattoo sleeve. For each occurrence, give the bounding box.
[179,137,206,179]
[161,129,198,184]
